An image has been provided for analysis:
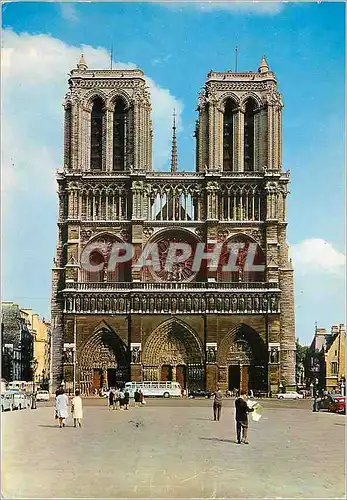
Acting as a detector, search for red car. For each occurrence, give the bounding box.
[319,394,346,413]
[332,396,346,414]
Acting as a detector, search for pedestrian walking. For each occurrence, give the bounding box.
[119,388,125,409]
[114,388,120,409]
[213,387,223,421]
[108,387,115,410]
[139,389,145,406]
[55,388,69,428]
[134,389,141,407]
[235,390,254,444]
[71,389,83,427]
[124,389,130,410]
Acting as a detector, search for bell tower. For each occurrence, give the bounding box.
[195,55,282,173]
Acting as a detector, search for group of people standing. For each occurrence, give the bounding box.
[55,386,83,428]
[108,387,145,410]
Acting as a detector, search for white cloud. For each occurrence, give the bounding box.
[60,4,79,22]
[156,0,284,15]
[1,28,182,207]
[290,238,346,276]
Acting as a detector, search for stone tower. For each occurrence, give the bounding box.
[51,55,295,395]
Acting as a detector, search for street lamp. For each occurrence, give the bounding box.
[30,358,38,409]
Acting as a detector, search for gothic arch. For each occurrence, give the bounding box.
[108,91,131,110]
[218,92,240,111]
[79,231,130,282]
[217,323,267,365]
[142,318,203,366]
[240,92,262,110]
[84,91,108,112]
[78,322,129,393]
[217,233,266,282]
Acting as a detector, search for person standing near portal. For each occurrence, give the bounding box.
[213,387,223,421]
[235,390,254,444]
[55,388,69,428]
[71,389,83,427]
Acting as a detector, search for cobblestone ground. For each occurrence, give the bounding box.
[2,399,345,498]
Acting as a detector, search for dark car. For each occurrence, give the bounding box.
[319,394,346,413]
[188,390,214,399]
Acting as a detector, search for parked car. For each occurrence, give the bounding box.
[36,390,50,402]
[277,391,304,400]
[319,394,346,413]
[1,392,15,411]
[12,392,28,410]
[188,390,214,399]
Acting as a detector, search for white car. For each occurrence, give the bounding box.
[1,392,15,411]
[277,391,304,400]
[13,392,28,410]
[36,390,50,401]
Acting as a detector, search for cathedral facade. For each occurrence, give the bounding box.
[51,55,296,395]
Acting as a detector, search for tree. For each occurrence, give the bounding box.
[296,338,309,386]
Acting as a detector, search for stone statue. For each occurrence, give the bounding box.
[238,296,245,312]
[75,296,80,312]
[262,296,268,312]
[119,297,125,312]
[132,347,141,364]
[254,296,259,312]
[232,296,237,312]
[207,347,216,364]
[142,296,147,312]
[149,297,155,313]
[247,296,252,312]
[186,297,192,311]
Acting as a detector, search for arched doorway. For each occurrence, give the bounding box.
[78,324,129,394]
[218,324,267,393]
[142,318,204,391]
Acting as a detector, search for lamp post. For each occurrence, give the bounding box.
[30,358,38,409]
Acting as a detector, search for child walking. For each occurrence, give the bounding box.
[71,389,83,427]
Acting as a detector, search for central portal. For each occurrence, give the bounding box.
[142,318,204,390]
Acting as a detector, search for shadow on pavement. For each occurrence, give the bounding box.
[191,417,213,421]
[199,437,236,444]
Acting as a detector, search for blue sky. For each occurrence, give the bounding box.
[2,1,345,343]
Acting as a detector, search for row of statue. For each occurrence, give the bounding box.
[65,294,280,314]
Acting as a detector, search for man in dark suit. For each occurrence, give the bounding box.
[235,390,254,444]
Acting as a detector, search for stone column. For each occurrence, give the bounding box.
[279,263,296,390]
[105,107,113,172]
[235,108,244,172]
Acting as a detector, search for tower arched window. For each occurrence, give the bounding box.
[113,99,126,171]
[244,99,256,171]
[223,99,236,172]
[90,98,104,170]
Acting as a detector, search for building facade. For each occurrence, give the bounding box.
[1,302,34,382]
[308,324,346,394]
[21,309,51,389]
[51,55,295,395]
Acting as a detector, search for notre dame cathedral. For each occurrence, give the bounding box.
[51,54,295,395]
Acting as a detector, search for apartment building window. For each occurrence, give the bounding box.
[331,362,338,375]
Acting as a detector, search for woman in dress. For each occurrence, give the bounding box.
[55,388,69,428]
[71,389,83,427]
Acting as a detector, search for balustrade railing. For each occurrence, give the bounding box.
[64,281,279,291]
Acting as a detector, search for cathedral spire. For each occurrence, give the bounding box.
[77,53,88,71]
[258,54,269,74]
[170,109,178,173]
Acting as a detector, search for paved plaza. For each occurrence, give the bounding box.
[2,399,345,498]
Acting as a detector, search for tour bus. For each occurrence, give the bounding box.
[124,381,182,398]
[7,381,34,393]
